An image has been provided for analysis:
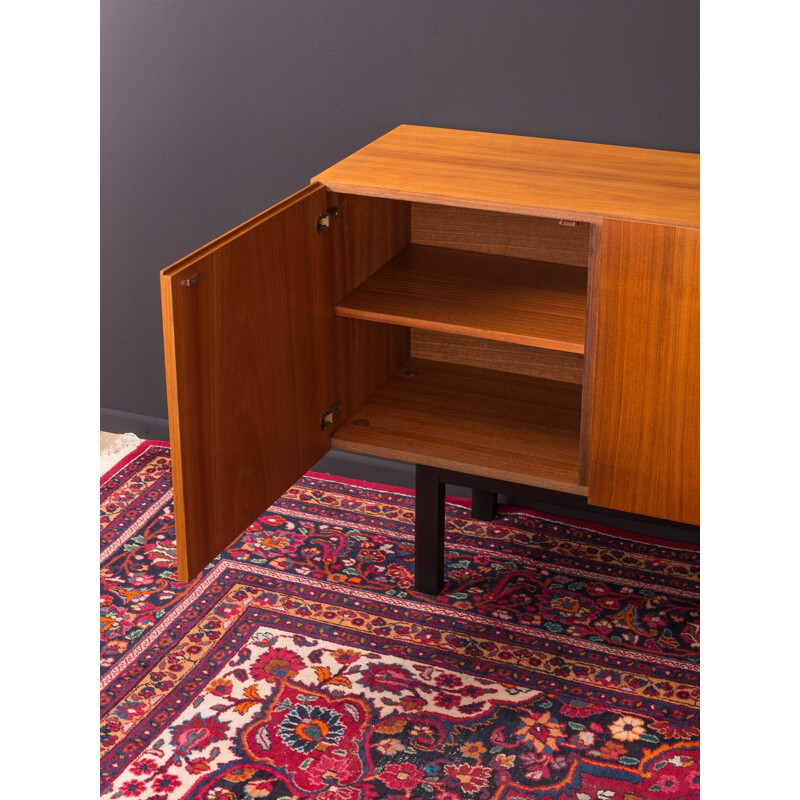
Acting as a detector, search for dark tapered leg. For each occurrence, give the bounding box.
[471,488,497,521]
[414,464,445,595]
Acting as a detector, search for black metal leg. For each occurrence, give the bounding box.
[414,464,445,595]
[471,488,497,521]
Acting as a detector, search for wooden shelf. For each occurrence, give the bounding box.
[332,359,586,495]
[335,244,587,353]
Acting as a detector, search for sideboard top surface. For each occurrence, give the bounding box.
[313,125,699,228]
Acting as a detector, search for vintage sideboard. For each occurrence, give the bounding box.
[161,125,699,588]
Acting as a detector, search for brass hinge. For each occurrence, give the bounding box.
[320,400,340,430]
[316,207,338,233]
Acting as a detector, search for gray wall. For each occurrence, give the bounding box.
[101,0,699,437]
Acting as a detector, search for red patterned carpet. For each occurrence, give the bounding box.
[101,441,699,799]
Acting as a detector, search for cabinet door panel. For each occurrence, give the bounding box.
[161,185,333,581]
[586,219,699,524]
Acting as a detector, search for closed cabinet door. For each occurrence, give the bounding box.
[586,219,699,525]
[161,184,336,581]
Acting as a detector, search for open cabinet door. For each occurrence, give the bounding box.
[161,185,335,581]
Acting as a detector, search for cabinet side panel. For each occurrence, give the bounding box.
[586,219,699,524]
[329,193,411,302]
[328,194,411,428]
[161,185,333,581]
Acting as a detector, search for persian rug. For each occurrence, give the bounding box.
[101,441,699,800]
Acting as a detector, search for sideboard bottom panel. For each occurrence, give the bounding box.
[332,357,586,496]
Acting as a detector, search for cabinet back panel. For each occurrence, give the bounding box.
[411,203,590,267]
[411,330,584,385]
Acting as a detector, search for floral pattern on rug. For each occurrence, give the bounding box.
[101,443,699,798]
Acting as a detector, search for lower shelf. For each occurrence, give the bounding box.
[331,358,587,496]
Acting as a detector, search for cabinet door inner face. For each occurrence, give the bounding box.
[161,184,335,581]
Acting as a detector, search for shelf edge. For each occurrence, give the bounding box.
[334,306,586,355]
[330,437,588,498]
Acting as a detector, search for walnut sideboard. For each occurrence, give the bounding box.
[161,125,699,587]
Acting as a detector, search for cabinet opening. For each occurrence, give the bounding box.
[330,197,592,494]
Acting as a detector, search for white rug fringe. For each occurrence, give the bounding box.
[100,432,143,476]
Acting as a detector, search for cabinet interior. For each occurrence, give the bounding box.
[328,193,591,496]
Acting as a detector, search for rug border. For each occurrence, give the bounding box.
[307,470,700,552]
[101,453,698,554]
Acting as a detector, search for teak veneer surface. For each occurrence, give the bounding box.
[161,185,334,581]
[335,244,587,353]
[586,220,699,525]
[331,359,585,495]
[315,125,699,228]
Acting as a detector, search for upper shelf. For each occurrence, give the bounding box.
[313,125,699,228]
[335,244,587,353]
